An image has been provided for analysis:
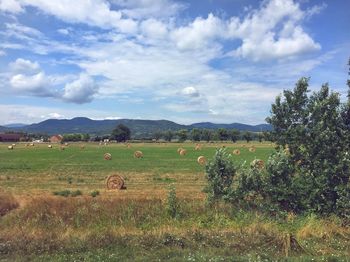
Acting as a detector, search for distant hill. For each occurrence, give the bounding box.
[5,117,272,137]
[4,123,28,128]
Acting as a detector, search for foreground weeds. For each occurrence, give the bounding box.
[0,195,349,261]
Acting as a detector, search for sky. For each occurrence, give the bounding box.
[0,0,349,125]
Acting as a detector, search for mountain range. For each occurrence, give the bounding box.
[2,117,272,138]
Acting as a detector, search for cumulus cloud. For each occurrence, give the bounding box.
[62,74,98,104]
[171,13,224,50]
[15,0,137,33]
[10,58,40,74]
[180,86,200,98]
[0,0,23,13]
[227,0,321,60]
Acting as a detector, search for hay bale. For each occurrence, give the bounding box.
[195,144,202,150]
[80,145,85,149]
[12,144,16,147]
[134,150,143,158]
[197,156,207,165]
[233,149,240,155]
[249,147,256,153]
[106,175,126,190]
[250,159,264,170]
[64,142,69,146]
[30,143,34,146]
[7,145,13,150]
[179,149,187,156]
[60,145,65,150]
[104,153,112,160]
[177,148,183,153]
[48,145,52,148]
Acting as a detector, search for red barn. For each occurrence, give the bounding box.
[49,135,63,143]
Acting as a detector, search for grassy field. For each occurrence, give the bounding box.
[0,142,349,261]
[0,141,273,197]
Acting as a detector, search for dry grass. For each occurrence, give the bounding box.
[0,190,19,217]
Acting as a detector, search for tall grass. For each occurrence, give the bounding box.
[0,195,349,260]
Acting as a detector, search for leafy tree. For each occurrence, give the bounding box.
[153,130,162,141]
[110,124,131,142]
[230,129,240,143]
[163,130,174,142]
[190,128,201,142]
[266,77,350,215]
[243,131,252,143]
[257,133,264,143]
[201,129,213,142]
[177,129,188,142]
[217,128,229,141]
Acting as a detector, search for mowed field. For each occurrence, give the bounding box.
[1,142,349,261]
[0,141,274,198]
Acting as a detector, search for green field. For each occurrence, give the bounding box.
[1,142,349,261]
[0,141,274,196]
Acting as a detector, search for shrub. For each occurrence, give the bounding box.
[53,190,71,197]
[166,184,180,219]
[71,190,82,197]
[0,191,19,216]
[90,190,100,198]
[204,148,236,203]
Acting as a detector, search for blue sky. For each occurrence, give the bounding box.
[0,0,349,125]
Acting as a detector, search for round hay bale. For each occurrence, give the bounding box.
[106,174,126,190]
[104,153,112,160]
[197,156,207,165]
[249,147,256,153]
[134,150,143,158]
[179,149,187,156]
[177,148,183,153]
[7,145,13,150]
[233,149,240,155]
[12,143,16,147]
[48,145,52,148]
[80,145,85,149]
[30,143,34,146]
[64,142,69,146]
[60,146,65,150]
[250,159,265,170]
[195,144,202,151]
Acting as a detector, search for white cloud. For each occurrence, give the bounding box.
[10,72,52,96]
[0,50,6,56]
[15,0,137,33]
[140,19,168,39]
[0,0,23,13]
[62,74,98,104]
[10,58,40,74]
[0,104,121,125]
[180,86,200,98]
[57,28,70,35]
[171,13,224,50]
[111,0,186,19]
[227,0,321,60]
[40,112,65,119]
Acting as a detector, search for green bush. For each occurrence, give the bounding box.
[53,190,71,197]
[90,190,100,198]
[204,148,236,203]
[166,185,180,219]
[71,190,82,197]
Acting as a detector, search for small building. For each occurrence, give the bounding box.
[49,134,63,143]
[0,133,22,142]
